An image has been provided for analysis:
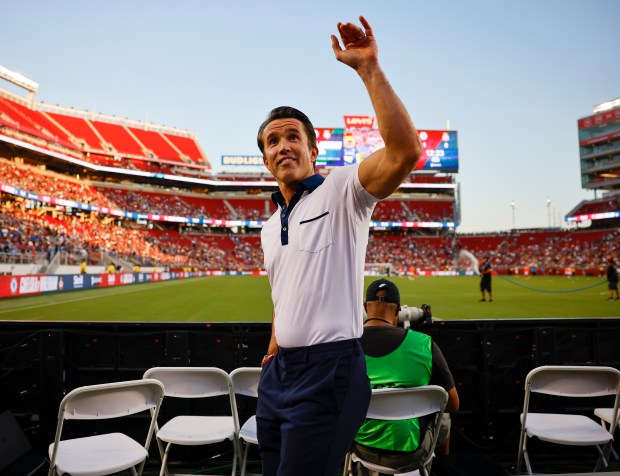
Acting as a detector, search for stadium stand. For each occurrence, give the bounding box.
[2,84,618,278]
[90,120,146,157]
[128,126,184,162]
[45,112,106,150]
[1,155,618,274]
[568,195,620,217]
[0,96,74,148]
[0,89,211,180]
[164,132,208,165]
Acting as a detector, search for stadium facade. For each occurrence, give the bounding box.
[566,98,620,227]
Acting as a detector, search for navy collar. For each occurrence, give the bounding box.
[271,174,325,209]
[271,174,325,246]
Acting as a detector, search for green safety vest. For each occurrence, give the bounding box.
[355,329,433,452]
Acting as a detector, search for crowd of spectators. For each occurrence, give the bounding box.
[366,234,455,272]
[2,197,618,273]
[486,230,620,274]
[96,188,196,217]
[0,204,89,264]
[1,158,618,274]
[0,160,117,208]
[1,159,456,223]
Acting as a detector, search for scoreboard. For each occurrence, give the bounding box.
[316,126,458,173]
[222,115,459,173]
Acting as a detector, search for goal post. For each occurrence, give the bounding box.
[364,262,394,276]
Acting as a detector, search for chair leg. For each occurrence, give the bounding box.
[594,443,609,472]
[343,452,352,476]
[155,436,166,464]
[231,438,238,476]
[159,442,172,476]
[240,442,250,476]
[599,420,619,460]
[516,429,526,474]
[522,445,533,476]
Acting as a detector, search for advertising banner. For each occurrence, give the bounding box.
[0,270,266,299]
[315,127,344,166]
[221,155,264,167]
[578,107,620,129]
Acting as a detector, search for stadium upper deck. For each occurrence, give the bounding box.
[0,89,211,175]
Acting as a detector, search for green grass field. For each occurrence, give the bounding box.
[0,275,618,322]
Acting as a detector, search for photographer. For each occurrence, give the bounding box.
[354,279,459,472]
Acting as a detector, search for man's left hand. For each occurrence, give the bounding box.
[331,16,378,71]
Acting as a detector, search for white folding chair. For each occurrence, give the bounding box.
[516,365,620,475]
[230,367,262,476]
[594,406,620,460]
[47,379,165,476]
[143,367,241,476]
[345,386,448,476]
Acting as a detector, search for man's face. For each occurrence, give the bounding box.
[262,118,318,187]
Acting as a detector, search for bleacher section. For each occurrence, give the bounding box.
[165,133,208,165]
[0,97,73,148]
[568,196,620,217]
[0,92,211,176]
[128,127,183,162]
[227,198,275,220]
[46,112,105,150]
[2,156,617,273]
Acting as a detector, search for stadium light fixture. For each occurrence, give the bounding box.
[511,200,516,229]
[0,64,39,93]
[593,98,620,113]
[546,197,551,228]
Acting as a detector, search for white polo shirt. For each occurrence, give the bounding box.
[261,164,378,348]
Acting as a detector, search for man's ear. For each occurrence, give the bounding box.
[395,305,400,317]
[363,302,368,313]
[311,146,319,166]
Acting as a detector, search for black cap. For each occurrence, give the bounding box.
[365,279,400,305]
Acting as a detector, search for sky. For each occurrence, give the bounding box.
[2,0,619,233]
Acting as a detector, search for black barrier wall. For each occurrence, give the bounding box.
[1,319,619,459]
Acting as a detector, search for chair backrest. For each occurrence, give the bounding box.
[143,367,240,434]
[522,365,620,434]
[526,366,620,398]
[143,367,232,398]
[50,379,165,474]
[366,386,448,421]
[59,379,164,420]
[230,367,261,398]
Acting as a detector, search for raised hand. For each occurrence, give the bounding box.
[331,16,378,71]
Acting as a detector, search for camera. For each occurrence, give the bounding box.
[398,304,432,330]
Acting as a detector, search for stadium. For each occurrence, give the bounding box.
[1,61,619,476]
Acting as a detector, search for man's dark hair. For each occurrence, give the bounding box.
[257,106,317,155]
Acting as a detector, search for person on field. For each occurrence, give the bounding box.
[607,258,619,301]
[479,256,493,302]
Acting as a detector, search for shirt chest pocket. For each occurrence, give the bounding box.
[298,211,333,253]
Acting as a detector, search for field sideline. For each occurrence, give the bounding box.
[0,275,618,322]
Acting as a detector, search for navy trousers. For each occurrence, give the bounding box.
[256,338,371,476]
